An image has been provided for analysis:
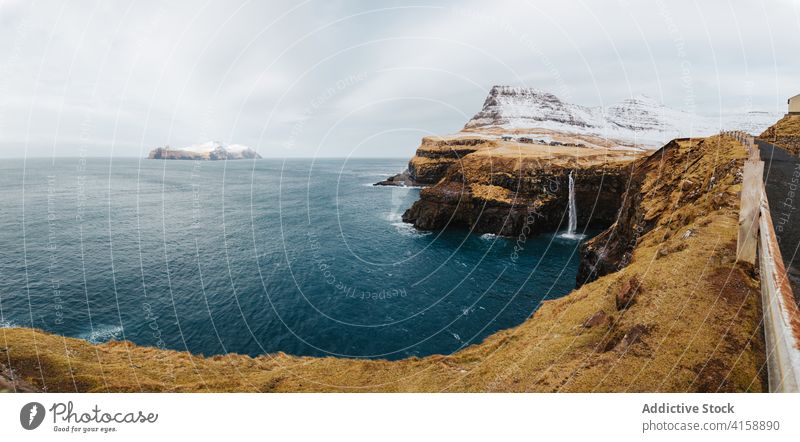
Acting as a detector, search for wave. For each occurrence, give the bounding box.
[0,320,16,328]
[392,222,431,237]
[556,232,587,241]
[367,183,423,189]
[480,233,514,241]
[384,211,403,222]
[357,171,401,177]
[80,325,124,343]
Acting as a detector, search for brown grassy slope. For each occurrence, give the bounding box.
[0,135,765,392]
[759,115,800,154]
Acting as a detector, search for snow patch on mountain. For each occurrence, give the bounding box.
[464,86,782,148]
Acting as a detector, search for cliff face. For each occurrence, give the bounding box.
[401,152,632,236]
[0,135,766,392]
[577,137,741,286]
[376,135,491,187]
[376,126,640,237]
[759,115,800,154]
[577,137,746,286]
[408,136,486,184]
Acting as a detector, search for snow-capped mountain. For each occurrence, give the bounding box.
[464,86,782,148]
[148,141,261,160]
[466,86,599,129]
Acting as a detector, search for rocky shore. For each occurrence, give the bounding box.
[374,131,641,239]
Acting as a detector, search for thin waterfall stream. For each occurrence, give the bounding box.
[560,170,584,240]
[567,170,577,235]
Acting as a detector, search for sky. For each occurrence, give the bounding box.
[0,0,798,158]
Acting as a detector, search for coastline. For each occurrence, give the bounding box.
[1,134,767,392]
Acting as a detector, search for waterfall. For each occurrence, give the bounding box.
[562,171,583,239]
[565,171,578,238]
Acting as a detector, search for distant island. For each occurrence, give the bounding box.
[147,141,261,160]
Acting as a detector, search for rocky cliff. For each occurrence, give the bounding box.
[375,135,493,187]
[401,146,634,236]
[576,137,744,286]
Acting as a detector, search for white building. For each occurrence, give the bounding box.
[789,94,800,115]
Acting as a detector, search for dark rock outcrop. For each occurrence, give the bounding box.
[374,170,420,187]
[0,363,39,392]
[616,276,642,310]
[619,324,649,349]
[582,310,609,328]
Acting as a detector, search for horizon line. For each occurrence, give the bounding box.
[0,155,413,160]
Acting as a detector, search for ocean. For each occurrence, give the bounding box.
[0,158,588,360]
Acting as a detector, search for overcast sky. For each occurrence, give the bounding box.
[0,0,798,158]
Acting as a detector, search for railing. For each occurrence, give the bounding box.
[723,130,800,392]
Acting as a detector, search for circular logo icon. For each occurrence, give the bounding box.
[20,402,45,430]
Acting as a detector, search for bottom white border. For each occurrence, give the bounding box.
[1,393,798,441]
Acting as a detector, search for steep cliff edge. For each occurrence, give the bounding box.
[375,134,493,187]
[401,144,637,236]
[0,134,766,392]
[576,136,749,288]
[759,115,800,154]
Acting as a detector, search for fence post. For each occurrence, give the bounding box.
[738,160,764,265]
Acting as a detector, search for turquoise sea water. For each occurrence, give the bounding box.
[0,158,590,359]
